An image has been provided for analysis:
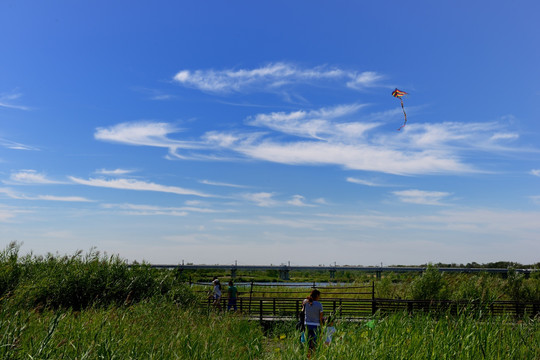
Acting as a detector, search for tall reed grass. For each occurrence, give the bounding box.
[0,242,196,310]
[1,300,538,359]
[266,311,540,359]
[0,299,265,359]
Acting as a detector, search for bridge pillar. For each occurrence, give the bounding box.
[329,268,336,279]
[279,267,290,280]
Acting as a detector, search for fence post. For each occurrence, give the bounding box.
[371,281,377,315]
[248,281,253,314]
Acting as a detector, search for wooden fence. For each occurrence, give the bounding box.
[196,282,540,321]
[202,297,540,321]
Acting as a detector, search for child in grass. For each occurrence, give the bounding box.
[212,277,222,310]
[227,280,238,311]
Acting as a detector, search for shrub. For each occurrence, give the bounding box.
[451,273,502,303]
[1,244,196,310]
[505,268,529,302]
[505,268,540,302]
[410,264,449,300]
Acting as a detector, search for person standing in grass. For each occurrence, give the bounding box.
[303,289,324,355]
[212,277,222,310]
[227,280,238,311]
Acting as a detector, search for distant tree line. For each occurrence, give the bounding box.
[420,261,540,269]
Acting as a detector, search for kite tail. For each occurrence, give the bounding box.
[397,99,407,131]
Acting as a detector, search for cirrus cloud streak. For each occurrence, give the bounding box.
[173,62,386,94]
[69,177,213,198]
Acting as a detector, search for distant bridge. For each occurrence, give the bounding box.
[150,263,535,280]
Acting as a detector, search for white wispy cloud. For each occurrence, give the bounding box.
[0,92,29,110]
[173,63,385,94]
[0,187,93,202]
[0,210,15,222]
[34,195,94,202]
[213,106,515,175]
[346,177,387,187]
[258,215,322,229]
[0,138,38,150]
[95,118,474,175]
[346,71,386,90]
[242,192,277,207]
[102,204,183,216]
[94,122,202,159]
[490,132,519,141]
[239,193,315,208]
[392,189,451,205]
[390,122,522,153]
[132,87,175,101]
[287,195,315,207]
[313,198,328,205]
[69,177,213,198]
[9,170,63,184]
[95,168,136,175]
[234,141,471,175]
[0,204,30,222]
[95,104,533,176]
[215,214,323,229]
[0,188,20,199]
[530,195,540,205]
[199,179,249,188]
[247,103,375,140]
[102,203,220,214]
[530,169,540,177]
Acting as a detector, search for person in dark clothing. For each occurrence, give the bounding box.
[303,289,324,355]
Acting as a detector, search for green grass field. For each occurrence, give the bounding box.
[1,243,539,359]
[1,299,538,359]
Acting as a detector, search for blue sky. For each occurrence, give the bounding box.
[1,1,539,265]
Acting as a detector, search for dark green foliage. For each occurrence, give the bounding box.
[450,272,502,303]
[1,243,196,310]
[0,242,22,297]
[504,268,540,302]
[410,264,449,300]
[2,243,539,311]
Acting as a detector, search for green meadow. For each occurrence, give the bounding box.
[1,301,539,359]
[1,243,539,359]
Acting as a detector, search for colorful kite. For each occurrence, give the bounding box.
[392,88,408,130]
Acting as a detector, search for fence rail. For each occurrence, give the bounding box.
[201,297,540,320]
[196,281,540,321]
